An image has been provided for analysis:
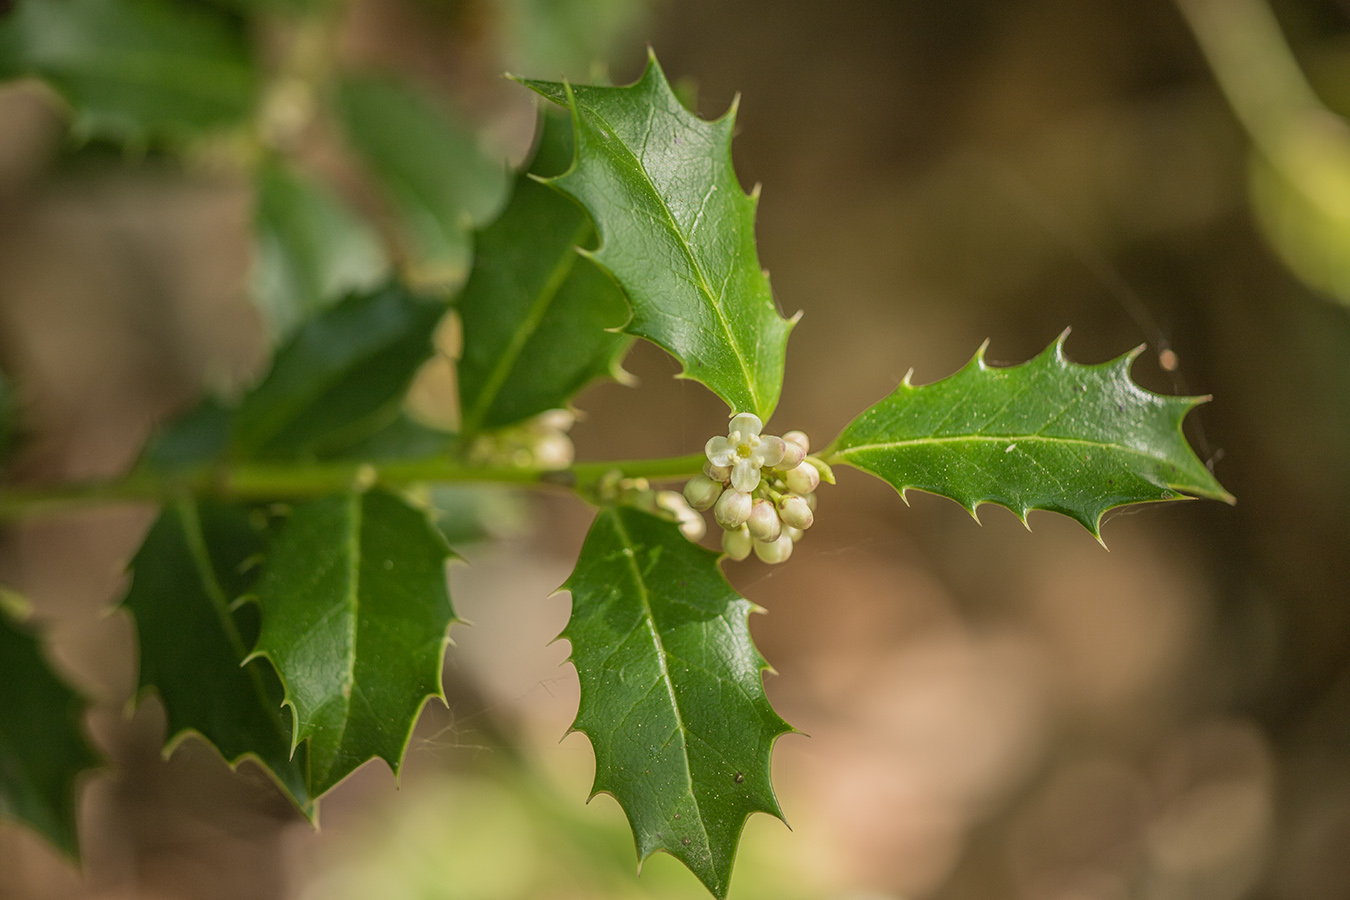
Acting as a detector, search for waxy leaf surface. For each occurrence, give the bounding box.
[251,490,456,796]
[122,499,313,816]
[0,607,98,855]
[336,75,508,288]
[254,162,388,342]
[520,54,794,419]
[827,335,1234,536]
[0,0,255,144]
[562,506,791,898]
[230,284,444,460]
[457,112,631,439]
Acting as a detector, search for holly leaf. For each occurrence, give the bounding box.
[457,112,632,440]
[517,52,795,420]
[253,162,388,343]
[562,506,792,898]
[0,605,99,856]
[121,499,314,817]
[0,0,256,145]
[336,75,508,289]
[230,284,445,460]
[825,333,1235,537]
[250,489,457,796]
[137,396,231,472]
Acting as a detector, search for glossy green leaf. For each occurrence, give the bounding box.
[121,499,313,817]
[254,162,388,342]
[250,489,457,796]
[457,112,632,440]
[0,0,256,144]
[230,284,445,460]
[0,605,98,856]
[518,53,795,420]
[562,506,791,898]
[826,334,1235,537]
[336,75,508,288]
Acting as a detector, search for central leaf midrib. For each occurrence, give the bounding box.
[836,432,1173,465]
[607,510,712,858]
[580,101,760,412]
[319,492,363,782]
[460,217,592,438]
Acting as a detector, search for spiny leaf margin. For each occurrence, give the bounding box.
[561,505,793,898]
[248,489,459,797]
[515,50,796,420]
[825,331,1234,538]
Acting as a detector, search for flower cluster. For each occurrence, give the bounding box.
[683,413,825,564]
[466,409,575,470]
[595,472,706,542]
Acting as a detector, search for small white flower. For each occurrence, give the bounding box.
[705,413,786,493]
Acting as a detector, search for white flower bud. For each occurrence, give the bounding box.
[747,498,782,542]
[753,532,794,564]
[778,494,814,530]
[714,488,752,529]
[532,433,574,470]
[678,510,706,542]
[683,474,723,511]
[779,441,806,470]
[804,490,818,512]
[784,461,820,494]
[782,524,804,542]
[535,409,576,432]
[783,430,810,453]
[703,461,731,482]
[722,525,753,560]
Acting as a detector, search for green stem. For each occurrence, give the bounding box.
[0,453,709,520]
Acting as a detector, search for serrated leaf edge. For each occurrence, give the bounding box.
[558,507,795,898]
[241,491,461,796]
[826,330,1234,541]
[514,51,796,420]
[120,499,317,820]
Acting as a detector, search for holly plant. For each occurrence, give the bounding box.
[0,5,1231,897]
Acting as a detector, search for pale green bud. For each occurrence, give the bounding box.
[784,461,820,494]
[683,474,723,511]
[778,494,814,529]
[722,525,753,560]
[714,488,752,529]
[753,532,794,564]
[783,430,810,453]
[747,498,782,542]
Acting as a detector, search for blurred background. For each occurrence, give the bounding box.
[2,0,1350,897]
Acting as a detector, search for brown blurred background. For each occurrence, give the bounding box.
[2,0,1350,898]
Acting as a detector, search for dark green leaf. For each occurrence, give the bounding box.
[230,284,445,460]
[250,489,457,796]
[518,53,795,420]
[825,334,1235,537]
[457,113,632,439]
[121,499,313,816]
[562,506,791,898]
[137,396,231,472]
[0,605,98,856]
[254,162,388,342]
[325,414,454,463]
[0,0,256,144]
[336,75,508,288]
